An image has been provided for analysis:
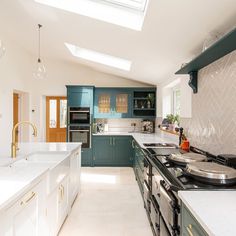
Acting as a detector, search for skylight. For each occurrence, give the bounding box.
[34,0,149,31]
[101,0,147,12]
[65,43,132,71]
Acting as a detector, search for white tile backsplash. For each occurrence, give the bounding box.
[180,51,236,155]
[95,118,143,132]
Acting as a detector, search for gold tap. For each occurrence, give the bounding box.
[11,121,37,158]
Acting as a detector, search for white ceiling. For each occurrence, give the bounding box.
[0,0,236,85]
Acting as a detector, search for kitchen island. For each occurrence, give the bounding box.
[0,142,81,236]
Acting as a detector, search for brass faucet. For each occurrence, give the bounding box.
[11,121,37,158]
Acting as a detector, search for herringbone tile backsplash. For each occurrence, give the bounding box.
[181,51,236,155]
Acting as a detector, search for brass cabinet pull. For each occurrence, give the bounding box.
[20,192,36,205]
[186,224,195,236]
[61,185,64,199]
[131,140,135,148]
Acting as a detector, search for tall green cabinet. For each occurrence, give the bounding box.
[66,85,94,166]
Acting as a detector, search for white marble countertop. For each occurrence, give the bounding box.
[179,191,236,236]
[93,130,179,148]
[0,142,81,211]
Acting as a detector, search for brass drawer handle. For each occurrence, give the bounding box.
[20,192,36,205]
[186,224,195,236]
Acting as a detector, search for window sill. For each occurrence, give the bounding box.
[159,127,179,136]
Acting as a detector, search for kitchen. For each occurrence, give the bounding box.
[0,0,236,236]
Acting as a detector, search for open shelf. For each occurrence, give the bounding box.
[132,90,156,118]
[175,27,236,93]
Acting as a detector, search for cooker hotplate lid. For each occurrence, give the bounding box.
[186,162,236,180]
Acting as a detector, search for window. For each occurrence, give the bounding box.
[173,89,180,115]
[35,0,149,31]
[65,43,132,71]
[101,0,147,12]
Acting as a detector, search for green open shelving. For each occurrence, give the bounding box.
[175,27,236,93]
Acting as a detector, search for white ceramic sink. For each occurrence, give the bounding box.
[25,152,68,163]
[9,151,70,194]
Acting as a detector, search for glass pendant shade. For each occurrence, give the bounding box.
[33,59,46,79]
[0,40,6,58]
[33,24,46,79]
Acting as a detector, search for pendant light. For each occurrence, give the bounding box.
[33,24,46,79]
[0,40,6,59]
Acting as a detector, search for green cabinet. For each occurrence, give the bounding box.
[66,86,94,112]
[181,203,208,236]
[93,136,114,166]
[133,140,144,194]
[93,136,133,166]
[81,148,92,166]
[94,88,132,118]
[113,136,133,166]
[132,88,156,118]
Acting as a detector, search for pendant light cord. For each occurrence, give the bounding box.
[38,24,42,63]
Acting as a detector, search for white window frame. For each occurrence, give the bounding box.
[172,86,180,116]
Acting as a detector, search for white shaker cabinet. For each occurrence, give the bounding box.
[69,147,81,207]
[57,176,69,230]
[3,178,47,236]
[47,175,69,236]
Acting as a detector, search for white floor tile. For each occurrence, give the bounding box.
[59,167,153,236]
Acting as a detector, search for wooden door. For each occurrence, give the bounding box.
[13,93,19,142]
[46,97,67,142]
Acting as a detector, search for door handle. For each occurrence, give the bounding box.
[110,137,112,145]
[20,192,36,206]
[113,138,115,146]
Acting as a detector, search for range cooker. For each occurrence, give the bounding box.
[142,144,236,236]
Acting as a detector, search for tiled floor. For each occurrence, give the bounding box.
[59,167,153,236]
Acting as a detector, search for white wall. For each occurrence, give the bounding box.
[0,39,34,156]
[0,40,151,156]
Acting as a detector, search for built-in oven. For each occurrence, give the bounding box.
[68,125,91,148]
[69,107,90,124]
[159,180,179,236]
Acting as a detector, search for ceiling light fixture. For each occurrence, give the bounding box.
[33,24,46,79]
[65,43,132,71]
[0,40,6,59]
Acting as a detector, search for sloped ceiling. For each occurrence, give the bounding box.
[0,0,235,85]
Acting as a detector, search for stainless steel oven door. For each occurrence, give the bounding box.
[69,107,90,124]
[152,167,163,205]
[69,126,91,148]
[159,181,178,236]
